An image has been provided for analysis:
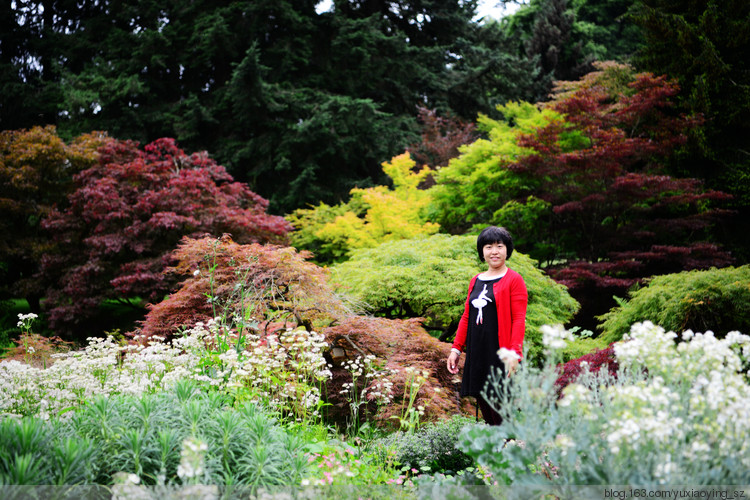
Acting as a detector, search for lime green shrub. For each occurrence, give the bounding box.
[330,234,579,364]
[598,265,750,344]
[560,335,611,363]
[288,153,439,264]
[426,101,561,235]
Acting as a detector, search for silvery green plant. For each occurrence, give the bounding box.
[457,322,750,486]
[0,415,97,485]
[0,381,311,486]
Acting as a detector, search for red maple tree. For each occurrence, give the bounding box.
[40,137,290,338]
[507,63,733,325]
[407,107,478,171]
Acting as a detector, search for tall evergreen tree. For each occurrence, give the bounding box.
[630,0,750,262]
[504,0,642,101]
[3,0,542,213]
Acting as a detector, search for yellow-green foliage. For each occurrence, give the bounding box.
[598,265,750,343]
[330,234,579,364]
[288,153,439,263]
[426,101,563,232]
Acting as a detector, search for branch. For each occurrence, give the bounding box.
[339,334,370,359]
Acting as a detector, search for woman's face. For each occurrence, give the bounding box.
[483,241,507,271]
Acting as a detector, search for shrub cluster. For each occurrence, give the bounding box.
[376,415,476,474]
[0,320,331,423]
[0,382,309,486]
[598,265,750,343]
[459,321,750,485]
[554,344,618,398]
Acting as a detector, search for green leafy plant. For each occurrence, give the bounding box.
[0,416,97,485]
[597,265,750,344]
[376,415,477,474]
[330,234,579,363]
[0,382,312,486]
[302,440,403,487]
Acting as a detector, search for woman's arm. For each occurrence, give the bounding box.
[447,276,475,373]
[509,273,528,358]
[451,277,476,353]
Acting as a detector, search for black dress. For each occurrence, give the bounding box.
[460,276,506,401]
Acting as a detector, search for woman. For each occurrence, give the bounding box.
[446,226,528,425]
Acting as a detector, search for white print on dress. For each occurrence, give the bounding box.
[471,284,492,325]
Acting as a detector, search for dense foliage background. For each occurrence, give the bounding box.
[1,1,749,491]
[2,0,748,339]
[2,0,641,213]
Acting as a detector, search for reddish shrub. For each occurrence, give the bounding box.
[40,137,290,337]
[138,235,348,339]
[554,344,619,398]
[321,316,469,428]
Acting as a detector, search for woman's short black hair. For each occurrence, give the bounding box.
[477,226,514,261]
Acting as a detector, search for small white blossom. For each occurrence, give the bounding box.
[497,347,520,364]
[541,324,574,350]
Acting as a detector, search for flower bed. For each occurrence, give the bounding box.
[458,322,750,485]
[2,317,748,492]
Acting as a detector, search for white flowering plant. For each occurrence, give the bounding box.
[0,315,333,423]
[458,321,750,486]
[339,354,397,433]
[394,366,430,433]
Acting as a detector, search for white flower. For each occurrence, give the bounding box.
[554,434,575,456]
[558,383,590,407]
[541,324,574,350]
[178,437,207,480]
[497,347,520,364]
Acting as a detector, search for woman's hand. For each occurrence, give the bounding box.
[447,350,460,374]
[505,357,519,377]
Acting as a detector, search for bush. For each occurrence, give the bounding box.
[597,265,750,344]
[39,137,290,338]
[554,344,618,397]
[458,321,750,485]
[376,415,476,474]
[0,417,97,485]
[560,335,611,363]
[0,317,332,423]
[139,235,351,339]
[330,234,579,364]
[288,152,439,264]
[0,382,310,486]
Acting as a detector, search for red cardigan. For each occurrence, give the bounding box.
[452,268,528,358]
